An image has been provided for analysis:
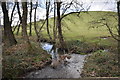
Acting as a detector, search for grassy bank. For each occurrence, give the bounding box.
[2,36,51,78]
[81,50,119,77]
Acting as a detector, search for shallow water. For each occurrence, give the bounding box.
[25,42,87,78]
[26,54,87,78]
[40,42,53,53]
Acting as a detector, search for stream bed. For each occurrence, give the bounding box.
[25,42,87,78]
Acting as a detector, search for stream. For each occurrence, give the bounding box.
[26,42,87,78]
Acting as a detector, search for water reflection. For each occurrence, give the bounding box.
[40,42,53,53]
[40,42,59,60]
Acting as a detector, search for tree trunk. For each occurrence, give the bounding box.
[22,2,28,37]
[118,40,120,72]
[34,2,40,39]
[21,2,31,48]
[53,1,57,41]
[16,2,22,22]
[10,3,16,25]
[16,24,20,35]
[1,2,17,46]
[117,1,120,72]
[16,2,22,35]
[46,1,52,40]
[29,1,32,36]
[56,1,67,53]
[13,20,19,32]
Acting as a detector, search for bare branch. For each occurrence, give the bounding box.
[38,19,47,33]
[16,2,22,23]
[105,23,120,41]
[10,3,16,25]
[60,11,81,20]
[61,0,74,16]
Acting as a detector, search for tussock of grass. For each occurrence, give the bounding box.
[2,37,51,78]
[81,51,119,77]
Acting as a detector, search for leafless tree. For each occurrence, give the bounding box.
[21,2,31,48]
[16,2,22,35]
[53,0,57,41]
[1,2,17,46]
[29,0,32,36]
[34,2,40,39]
[117,1,120,72]
[46,0,52,40]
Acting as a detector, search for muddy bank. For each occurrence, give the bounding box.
[25,54,87,78]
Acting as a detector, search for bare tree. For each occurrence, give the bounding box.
[53,0,57,41]
[13,20,20,32]
[21,2,31,48]
[16,2,22,35]
[46,1,52,40]
[34,2,40,39]
[1,2,17,46]
[29,0,32,36]
[10,3,16,25]
[22,2,28,37]
[117,1,120,71]
[53,0,89,53]
[56,1,67,53]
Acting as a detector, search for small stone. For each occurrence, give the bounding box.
[35,72,39,74]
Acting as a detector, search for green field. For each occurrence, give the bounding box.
[35,11,117,41]
[14,11,117,42]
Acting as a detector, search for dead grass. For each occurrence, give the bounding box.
[81,51,119,77]
[2,36,51,78]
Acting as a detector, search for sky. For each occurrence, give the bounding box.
[0,0,117,26]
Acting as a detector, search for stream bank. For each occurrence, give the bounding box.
[25,41,111,78]
[25,42,88,78]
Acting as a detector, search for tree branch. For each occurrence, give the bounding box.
[60,11,82,20]
[105,23,120,41]
[61,0,74,17]
[10,3,16,25]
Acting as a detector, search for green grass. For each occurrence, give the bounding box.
[81,51,119,77]
[31,11,117,45]
[62,11,117,41]
[2,36,51,78]
[13,11,117,46]
[14,11,117,41]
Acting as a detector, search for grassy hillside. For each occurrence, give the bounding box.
[14,11,117,41]
[13,11,118,52]
[62,11,117,39]
[35,11,117,48]
[36,11,117,41]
